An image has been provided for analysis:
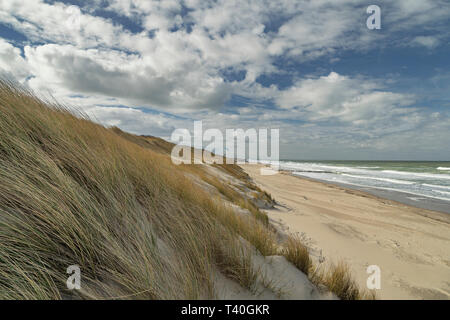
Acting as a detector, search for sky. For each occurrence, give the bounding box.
[0,0,449,160]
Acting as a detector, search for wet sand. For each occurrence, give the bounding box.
[296,175,450,215]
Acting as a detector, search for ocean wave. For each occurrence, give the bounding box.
[293,171,450,202]
[287,164,450,181]
[437,167,450,171]
[433,189,450,196]
[381,170,450,180]
[341,174,414,185]
[423,184,450,190]
[281,162,377,176]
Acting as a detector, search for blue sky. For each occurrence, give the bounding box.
[0,0,449,160]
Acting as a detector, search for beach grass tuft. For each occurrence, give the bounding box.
[309,261,376,300]
[281,236,312,275]
[280,235,375,300]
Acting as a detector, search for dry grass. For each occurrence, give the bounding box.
[310,261,377,300]
[202,200,278,257]
[281,235,376,300]
[0,79,371,300]
[201,174,241,202]
[281,236,312,275]
[111,127,175,155]
[0,80,268,299]
[236,199,269,226]
[200,172,270,227]
[212,233,258,291]
[214,163,250,181]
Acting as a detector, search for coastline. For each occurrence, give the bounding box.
[290,173,450,216]
[241,164,450,299]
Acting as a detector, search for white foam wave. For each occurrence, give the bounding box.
[437,167,450,171]
[433,189,450,196]
[281,162,377,176]
[293,172,450,202]
[423,184,450,191]
[342,174,414,185]
[381,170,450,180]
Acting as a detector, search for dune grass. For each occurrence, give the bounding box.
[236,199,270,226]
[0,80,373,300]
[310,261,376,300]
[281,235,376,300]
[0,80,269,299]
[281,235,312,275]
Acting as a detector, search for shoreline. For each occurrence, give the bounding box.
[241,164,450,299]
[285,171,450,221]
[289,172,450,216]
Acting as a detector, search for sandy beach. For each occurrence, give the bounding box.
[241,164,450,300]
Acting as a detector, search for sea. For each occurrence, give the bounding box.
[276,160,450,213]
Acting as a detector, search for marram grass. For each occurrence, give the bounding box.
[0,80,371,300]
[0,80,251,299]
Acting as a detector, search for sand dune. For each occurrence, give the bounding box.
[241,164,450,300]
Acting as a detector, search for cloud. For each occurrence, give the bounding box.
[0,0,127,48]
[85,105,185,137]
[386,0,450,31]
[0,0,449,159]
[276,72,416,125]
[106,0,183,31]
[410,36,440,48]
[1,0,448,112]
[0,39,29,81]
[22,42,232,111]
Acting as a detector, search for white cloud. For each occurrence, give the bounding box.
[85,105,185,137]
[0,0,126,48]
[387,0,450,30]
[1,0,448,113]
[410,36,440,48]
[22,42,232,111]
[106,0,183,31]
[0,0,449,158]
[276,72,416,125]
[0,39,29,81]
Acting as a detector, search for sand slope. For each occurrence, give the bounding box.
[241,164,450,300]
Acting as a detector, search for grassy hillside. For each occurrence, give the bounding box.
[0,80,372,300]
